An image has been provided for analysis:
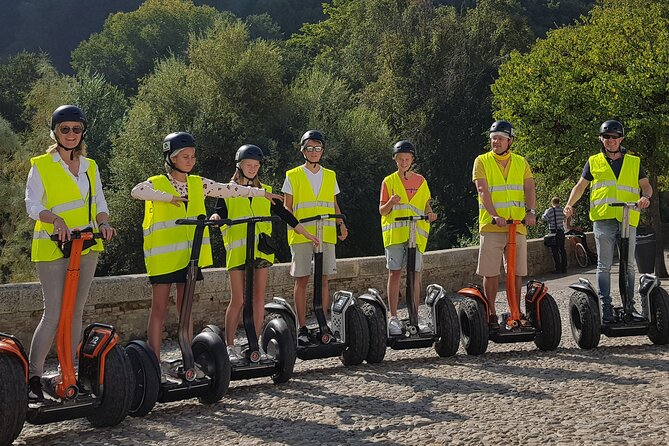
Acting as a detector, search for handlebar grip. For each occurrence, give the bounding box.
[491,219,526,225]
[50,231,103,241]
[299,214,346,224]
[396,215,430,221]
[609,202,638,208]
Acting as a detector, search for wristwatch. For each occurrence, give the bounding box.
[526,208,536,215]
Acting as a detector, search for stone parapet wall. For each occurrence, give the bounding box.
[1,236,586,348]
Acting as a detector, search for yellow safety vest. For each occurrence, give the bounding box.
[286,166,337,245]
[221,183,274,269]
[142,174,213,276]
[589,153,641,227]
[478,151,527,231]
[30,153,103,262]
[380,172,431,252]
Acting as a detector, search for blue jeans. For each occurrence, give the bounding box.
[594,219,637,308]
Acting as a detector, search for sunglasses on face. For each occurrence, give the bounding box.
[303,145,323,152]
[59,126,84,135]
[601,134,621,140]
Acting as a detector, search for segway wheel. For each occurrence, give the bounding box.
[0,352,26,445]
[192,331,231,404]
[458,298,489,355]
[647,286,669,345]
[263,311,297,348]
[569,291,601,349]
[434,297,460,357]
[533,294,562,351]
[126,341,160,417]
[86,345,135,427]
[261,317,296,384]
[360,302,386,364]
[340,304,370,366]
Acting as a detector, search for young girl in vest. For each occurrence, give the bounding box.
[131,133,282,362]
[378,141,436,336]
[24,105,117,400]
[282,130,348,346]
[210,145,318,362]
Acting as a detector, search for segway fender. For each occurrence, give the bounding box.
[0,332,28,380]
[265,297,297,318]
[78,324,118,395]
[568,278,598,298]
[331,291,355,343]
[357,288,387,312]
[639,274,660,297]
[426,283,447,334]
[457,285,489,317]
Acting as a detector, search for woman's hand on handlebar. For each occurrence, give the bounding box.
[53,216,70,242]
[294,223,320,247]
[264,191,284,205]
[171,196,188,207]
[98,222,117,241]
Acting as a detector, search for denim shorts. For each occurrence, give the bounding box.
[385,243,423,272]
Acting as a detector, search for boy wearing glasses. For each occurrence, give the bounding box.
[282,130,348,345]
[564,120,652,323]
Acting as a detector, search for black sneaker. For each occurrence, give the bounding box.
[602,304,616,324]
[28,376,44,401]
[298,326,310,346]
[488,314,500,330]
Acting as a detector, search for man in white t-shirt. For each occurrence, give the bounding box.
[282,130,348,345]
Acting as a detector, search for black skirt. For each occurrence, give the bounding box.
[149,266,204,284]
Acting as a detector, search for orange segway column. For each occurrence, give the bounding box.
[505,221,522,328]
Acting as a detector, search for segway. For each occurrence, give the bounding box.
[202,215,296,384]
[457,220,562,355]
[0,332,27,446]
[0,231,134,444]
[569,202,669,349]
[264,214,370,366]
[126,215,231,417]
[358,215,460,362]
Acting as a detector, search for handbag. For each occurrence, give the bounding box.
[257,233,277,255]
[543,233,557,247]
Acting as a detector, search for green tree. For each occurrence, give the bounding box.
[0,52,51,132]
[493,0,669,275]
[71,0,230,92]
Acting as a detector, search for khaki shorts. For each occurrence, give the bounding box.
[477,232,527,277]
[290,242,337,277]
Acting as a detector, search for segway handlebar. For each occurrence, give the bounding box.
[176,214,281,227]
[299,213,346,224]
[396,215,430,221]
[609,202,638,208]
[491,219,526,225]
[49,230,104,242]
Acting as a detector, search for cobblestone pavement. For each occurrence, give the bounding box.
[13,274,669,446]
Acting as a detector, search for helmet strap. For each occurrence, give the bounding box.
[236,165,257,182]
[166,155,190,174]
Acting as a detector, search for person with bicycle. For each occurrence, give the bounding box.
[563,120,652,323]
[541,197,567,273]
[473,120,536,329]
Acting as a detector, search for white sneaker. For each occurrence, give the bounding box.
[258,345,273,362]
[388,316,402,336]
[227,345,244,365]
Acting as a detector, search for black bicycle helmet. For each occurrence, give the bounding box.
[300,130,325,147]
[51,105,87,131]
[162,132,196,156]
[235,144,264,162]
[599,120,624,137]
[391,140,416,158]
[489,120,515,138]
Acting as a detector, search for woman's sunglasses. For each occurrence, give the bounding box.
[59,126,84,135]
[601,134,621,140]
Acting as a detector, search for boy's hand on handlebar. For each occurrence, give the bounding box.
[637,196,651,209]
[338,223,348,241]
[427,211,437,223]
[171,196,188,207]
[265,191,284,205]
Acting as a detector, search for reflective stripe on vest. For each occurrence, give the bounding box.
[478,151,527,230]
[380,172,431,252]
[286,166,337,245]
[30,154,103,262]
[142,174,213,276]
[222,184,274,269]
[588,153,641,226]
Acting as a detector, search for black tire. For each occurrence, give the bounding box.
[360,302,386,364]
[533,294,562,351]
[647,286,669,345]
[126,341,160,417]
[0,352,26,445]
[192,331,231,404]
[261,318,296,384]
[569,291,601,349]
[458,298,489,355]
[575,243,588,268]
[86,345,135,427]
[340,304,370,366]
[263,311,297,348]
[434,297,460,357]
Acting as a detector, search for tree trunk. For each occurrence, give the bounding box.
[649,173,668,278]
